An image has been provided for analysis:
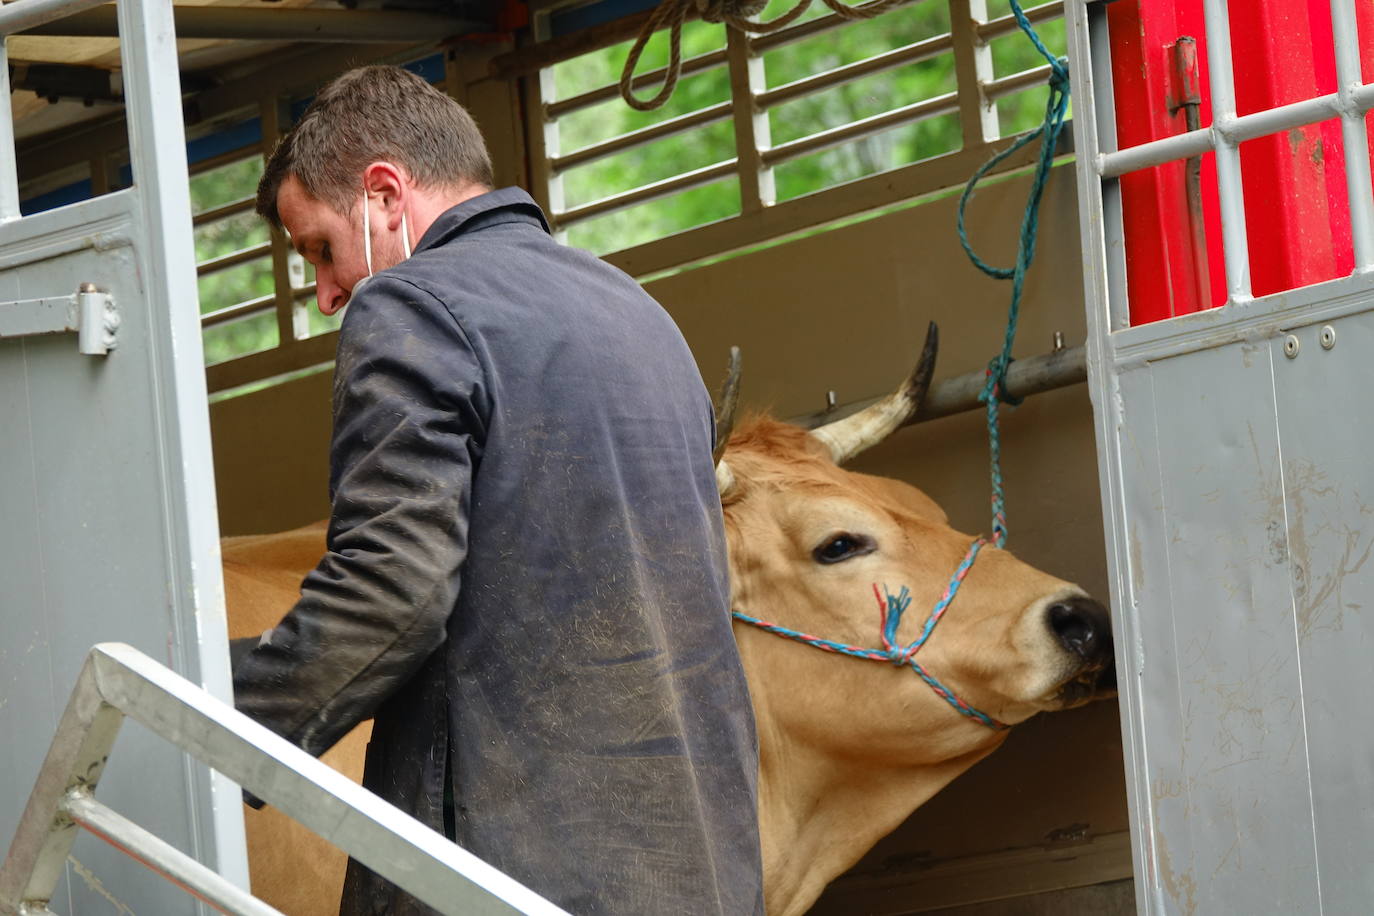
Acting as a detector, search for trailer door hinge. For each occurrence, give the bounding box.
[0,283,119,355]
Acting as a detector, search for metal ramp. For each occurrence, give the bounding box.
[0,643,568,915]
[1067,0,1374,911]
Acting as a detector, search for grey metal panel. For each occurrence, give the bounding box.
[1,0,244,904]
[1132,342,1322,913]
[0,204,213,914]
[1273,308,1374,910]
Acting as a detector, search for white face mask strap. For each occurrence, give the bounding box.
[362,192,410,273]
[361,192,375,277]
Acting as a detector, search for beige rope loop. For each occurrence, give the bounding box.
[621,0,908,110]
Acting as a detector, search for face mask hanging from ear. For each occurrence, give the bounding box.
[354,191,412,299]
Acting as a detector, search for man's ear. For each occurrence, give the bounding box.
[361,161,408,229]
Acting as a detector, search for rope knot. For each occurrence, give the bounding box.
[980,354,1024,408]
[1048,56,1070,94]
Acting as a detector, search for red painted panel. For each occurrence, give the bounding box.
[1106,0,1374,324]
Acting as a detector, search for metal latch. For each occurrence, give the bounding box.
[0,282,119,355]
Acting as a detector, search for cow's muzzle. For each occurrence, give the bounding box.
[1047,595,1116,702]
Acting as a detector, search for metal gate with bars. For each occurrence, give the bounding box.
[1068,0,1374,911]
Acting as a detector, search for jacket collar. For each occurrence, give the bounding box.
[414,187,551,253]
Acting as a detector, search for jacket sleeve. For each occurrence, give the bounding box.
[232,274,487,759]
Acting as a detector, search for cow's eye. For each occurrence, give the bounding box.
[813,533,875,564]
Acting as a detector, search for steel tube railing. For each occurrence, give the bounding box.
[762,92,959,166]
[0,40,19,221]
[0,0,107,35]
[752,0,923,53]
[557,159,736,225]
[193,196,256,228]
[551,103,732,173]
[984,63,1055,101]
[757,34,955,111]
[61,792,282,916]
[793,344,1087,430]
[1330,0,1374,270]
[197,242,272,277]
[0,644,570,916]
[1201,0,1250,301]
[975,1,1064,41]
[547,49,728,119]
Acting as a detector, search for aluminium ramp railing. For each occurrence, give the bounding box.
[0,643,570,916]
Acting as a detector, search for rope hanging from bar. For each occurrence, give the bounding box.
[619,0,905,111]
[955,0,1069,549]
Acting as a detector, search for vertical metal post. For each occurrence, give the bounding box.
[726,27,775,214]
[1201,0,1251,302]
[1067,0,1154,909]
[0,38,21,221]
[116,0,249,891]
[949,0,999,147]
[262,96,308,339]
[1330,0,1374,272]
[524,13,565,240]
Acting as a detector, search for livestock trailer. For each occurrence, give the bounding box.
[1,0,1369,912]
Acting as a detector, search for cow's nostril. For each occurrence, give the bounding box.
[1047,596,1112,663]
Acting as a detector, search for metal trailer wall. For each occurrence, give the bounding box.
[1068,0,1374,912]
[209,161,1134,912]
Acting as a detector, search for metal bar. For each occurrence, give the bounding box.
[752,0,923,53]
[117,0,250,889]
[1201,0,1250,301]
[550,102,732,173]
[547,49,728,119]
[197,242,272,277]
[0,39,19,221]
[792,345,1086,429]
[201,294,274,329]
[557,159,736,225]
[0,0,107,36]
[193,196,256,228]
[86,644,570,915]
[0,661,125,911]
[1062,1,1153,910]
[975,0,1063,40]
[1330,0,1374,270]
[760,93,959,167]
[756,33,955,111]
[983,63,1054,101]
[1097,88,1374,179]
[18,6,485,42]
[60,792,283,916]
[726,28,774,214]
[951,0,999,148]
[260,97,306,344]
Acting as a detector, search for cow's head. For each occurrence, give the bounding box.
[715,326,1114,915]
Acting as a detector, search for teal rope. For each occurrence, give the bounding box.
[955,0,1069,549]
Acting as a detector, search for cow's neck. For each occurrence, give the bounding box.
[753,701,1006,916]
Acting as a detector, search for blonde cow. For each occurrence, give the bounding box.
[224,329,1115,916]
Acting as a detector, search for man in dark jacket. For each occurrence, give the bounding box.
[231,65,763,916]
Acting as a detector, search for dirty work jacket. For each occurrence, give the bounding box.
[231,188,763,916]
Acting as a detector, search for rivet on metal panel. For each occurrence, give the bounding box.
[1283,334,1300,359]
[1320,326,1336,350]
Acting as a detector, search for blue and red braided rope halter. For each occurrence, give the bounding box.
[731,537,1009,731]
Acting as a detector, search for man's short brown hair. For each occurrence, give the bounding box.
[257,65,495,227]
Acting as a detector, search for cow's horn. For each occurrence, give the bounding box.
[712,346,742,465]
[716,458,737,497]
[810,322,938,465]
